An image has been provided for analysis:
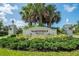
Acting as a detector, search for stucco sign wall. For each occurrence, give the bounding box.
[23,27,57,35]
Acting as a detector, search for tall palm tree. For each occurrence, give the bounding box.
[33,3,45,26]
[43,4,61,28]
[20,3,61,28]
[20,4,35,26]
[20,3,45,26]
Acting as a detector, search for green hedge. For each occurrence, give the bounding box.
[0,37,79,51]
[0,31,8,36]
[29,38,79,51]
[0,37,30,50]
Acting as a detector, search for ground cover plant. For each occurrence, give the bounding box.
[0,35,79,51]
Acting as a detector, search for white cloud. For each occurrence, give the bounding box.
[0,12,5,17]
[65,18,70,24]
[15,20,27,28]
[0,15,8,25]
[0,3,18,26]
[0,3,18,14]
[12,5,18,10]
[0,16,7,22]
[64,4,77,12]
[0,12,7,22]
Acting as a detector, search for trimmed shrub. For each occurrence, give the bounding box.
[10,35,16,37]
[0,31,8,36]
[0,36,79,51]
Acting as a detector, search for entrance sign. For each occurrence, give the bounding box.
[23,27,57,35]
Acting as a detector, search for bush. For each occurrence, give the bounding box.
[0,36,79,51]
[16,34,28,40]
[0,37,18,48]
[29,38,79,51]
[30,39,44,51]
[0,31,8,36]
[0,36,30,50]
[10,35,16,37]
[16,40,30,50]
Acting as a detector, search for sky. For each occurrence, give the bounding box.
[0,3,79,28]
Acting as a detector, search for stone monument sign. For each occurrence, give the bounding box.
[23,27,57,35]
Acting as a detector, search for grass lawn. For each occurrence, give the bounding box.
[0,48,79,56]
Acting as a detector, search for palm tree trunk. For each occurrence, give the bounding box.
[48,17,52,28]
[39,15,43,26]
[48,21,51,28]
[29,21,32,27]
[28,18,32,27]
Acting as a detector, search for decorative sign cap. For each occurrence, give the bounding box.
[12,20,14,24]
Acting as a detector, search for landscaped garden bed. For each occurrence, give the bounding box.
[0,35,79,51]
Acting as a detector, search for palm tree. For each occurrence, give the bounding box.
[20,3,61,28]
[20,3,45,26]
[43,5,61,28]
[20,4,35,26]
[33,3,45,26]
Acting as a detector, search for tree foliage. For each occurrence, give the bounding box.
[20,3,61,28]
[0,20,3,29]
